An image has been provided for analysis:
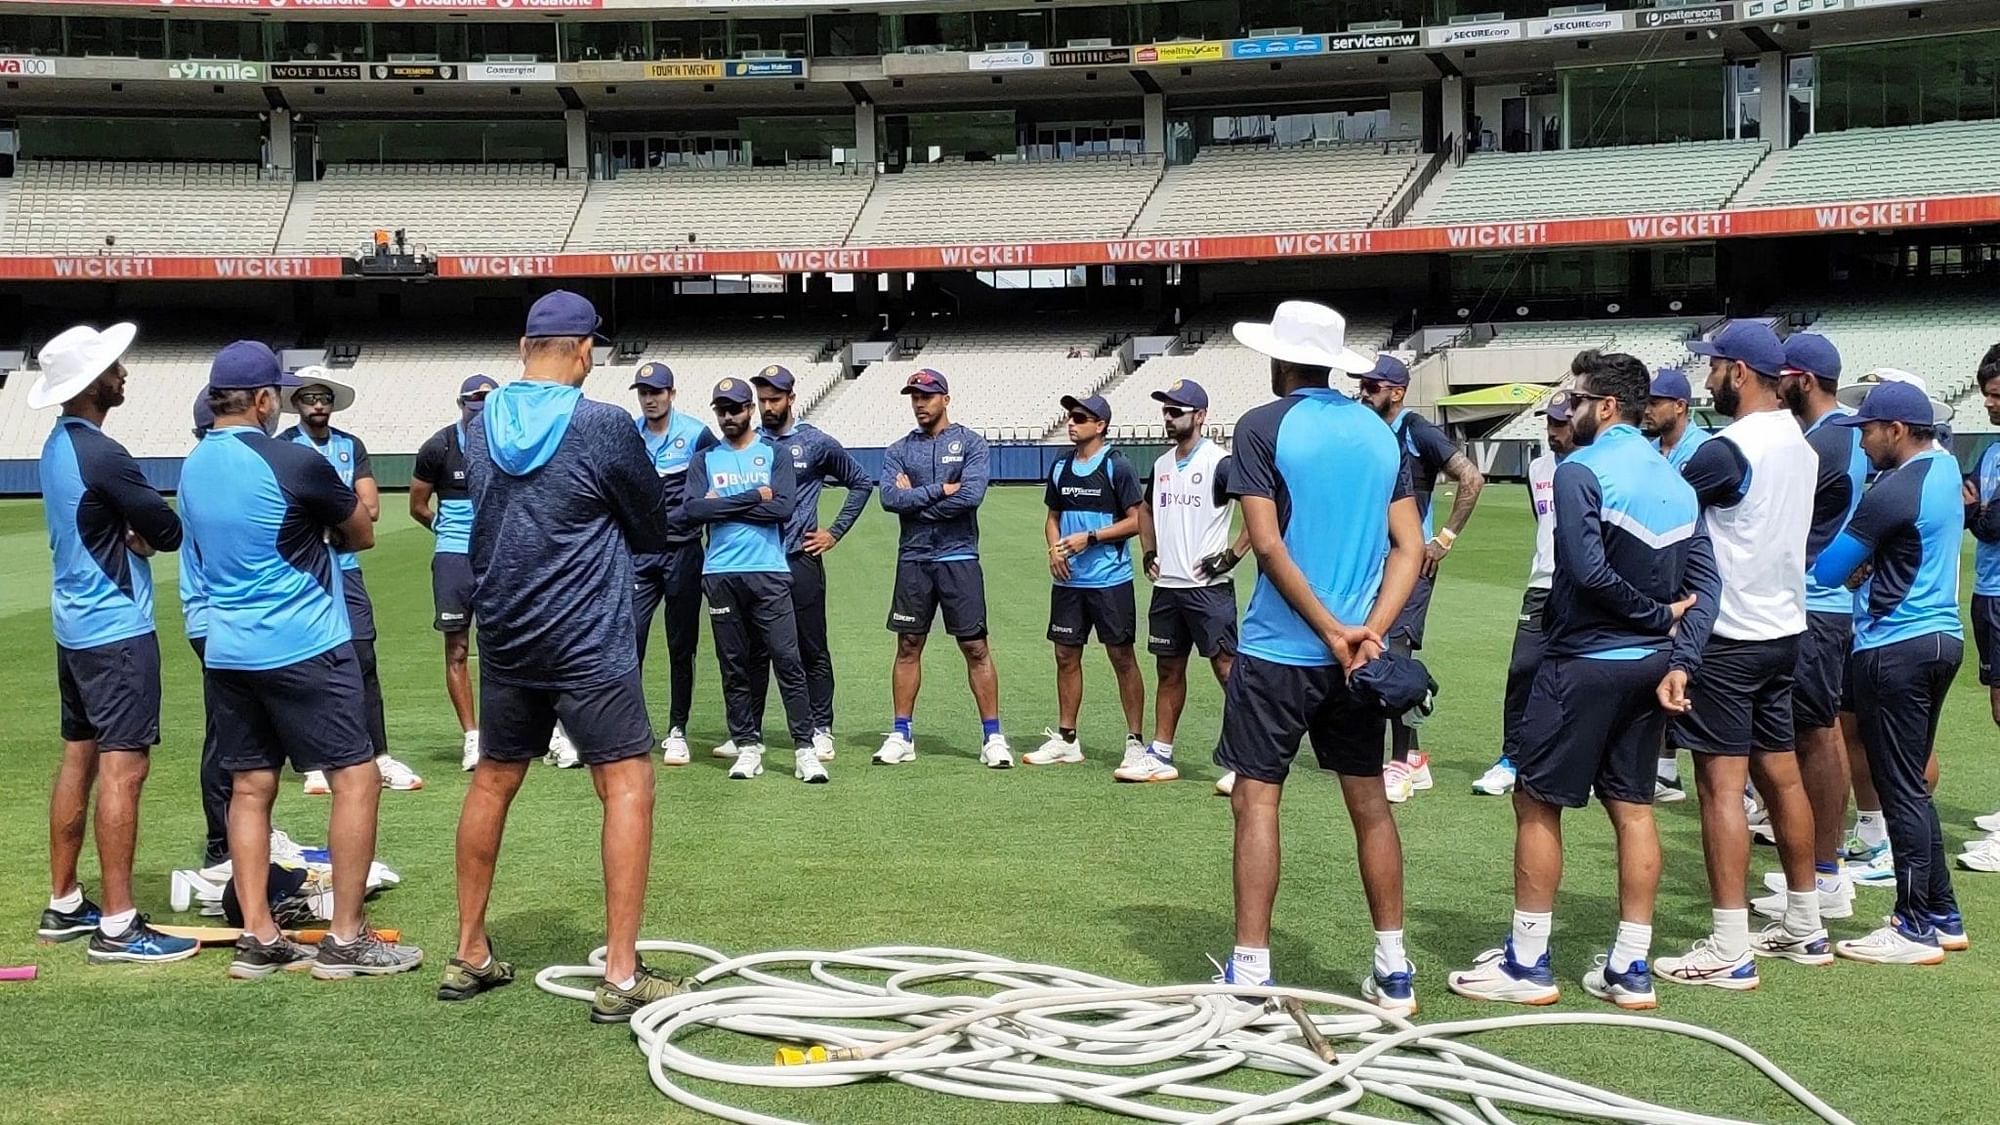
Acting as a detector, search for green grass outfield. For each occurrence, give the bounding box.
[1,485,1993,1124]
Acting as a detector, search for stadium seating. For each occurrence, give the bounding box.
[1130,144,1420,236]
[1737,120,2000,206]
[570,164,874,250]
[852,158,1162,245]
[280,164,586,255]
[1479,319,1703,441]
[1768,290,2000,407]
[1,160,290,254]
[1418,141,1767,224]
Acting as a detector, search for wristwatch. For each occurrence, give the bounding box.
[1086,531,1099,547]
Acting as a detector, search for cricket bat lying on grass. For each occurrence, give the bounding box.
[154,925,400,947]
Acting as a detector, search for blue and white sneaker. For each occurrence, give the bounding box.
[1836,917,1945,965]
[1471,759,1516,796]
[86,915,200,965]
[1843,834,1890,865]
[1360,962,1417,1017]
[1582,953,1657,1010]
[1209,954,1274,989]
[1656,936,1759,990]
[1447,941,1559,1005]
[1926,911,1969,953]
[36,894,101,943]
[1849,849,1897,888]
[1749,920,1834,966]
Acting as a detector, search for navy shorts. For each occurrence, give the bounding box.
[207,643,375,775]
[1514,652,1670,808]
[888,559,988,639]
[480,665,654,767]
[432,551,475,633]
[1793,612,1853,730]
[1214,653,1384,782]
[341,565,377,642]
[1049,582,1137,647]
[57,632,162,750]
[1973,594,2000,687]
[1386,572,1434,650]
[1147,584,1238,659]
[1671,635,1799,756]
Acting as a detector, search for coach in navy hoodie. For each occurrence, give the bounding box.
[444,291,686,1023]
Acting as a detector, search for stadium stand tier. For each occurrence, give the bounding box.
[571,164,874,251]
[1130,144,1420,236]
[852,158,1162,245]
[1420,141,1768,224]
[1737,120,2000,207]
[1,161,290,254]
[1771,290,2000,408]
[280,164,587,255]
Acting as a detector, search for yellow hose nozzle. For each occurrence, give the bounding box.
[775,1045,863,1066]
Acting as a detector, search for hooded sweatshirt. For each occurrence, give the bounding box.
[466,380,670,689]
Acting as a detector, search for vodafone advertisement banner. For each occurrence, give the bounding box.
[3,195,1994,281]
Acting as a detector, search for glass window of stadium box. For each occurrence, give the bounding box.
[271,21,368,63]
[1137,1,1239,45]
[1815,31,2000,132]
[466,22,557,63]
[562,22,648,63]
[969,9,1052,50]
[607,133,742,170]
[168,19,261,61]
[67,16,165,59]
[1050,6,1133,49]
[1165,100,1392,164]
[0,14,63,57]
[372,22,467,63]
[19,115,262,162]
[811,13,882,58]
[741,116,857,164]
[650,19,729,61]
[893,12,977,52]
[1025,122,1146,160]
[1562,60,1727,148]
[893,110,1017,164]
[731,18,809,59]
[319,120,566,165]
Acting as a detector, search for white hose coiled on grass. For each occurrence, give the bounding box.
[535,942,1855,1125]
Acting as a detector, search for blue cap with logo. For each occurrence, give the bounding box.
[1689,319,1786,377]
[209,340,300,392]
[751,364,796,393]
[1060,393,1112,424]
[525,290,607,340]
[1649,368,1694,402]
[459,374,498,400]
[1781,333,1841,384]
[1828,380,1937,428]
[1151,379,1209,410]
[1540,388,1574,422]
[1363,354,1411,387]
[901,368,949,395]
[631,362,675,391]
[711,376,754,406]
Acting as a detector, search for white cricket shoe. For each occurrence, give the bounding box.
[1404,752,1434,791]
[794,747,829,784]
[546,727,581,769]
[712,738,741,760]
[1446,943,1560,1006]
[1653,776,1689,803]
[1836,924,1946,965]
[1383,760,1415,804]
[1747,802,1775,845]
[1582,953,1658,1010]
[1958,837,2000,873]
[728,744,766,780]
[1214,771,1237,796]
[302,770,331,796]
[1751,885,1854,922]
[1975,811,2000,833]
[1749,921,1834,966]
[979,733,1015,769]
[661,728,690,766]
[1656,936,1759,991]
[1850,850,1897,887]
[812,729,837,761]
[268,828,308,867]
[1471,760,1517,796]
[376,755,424,791]
[1114,745,1179,783]
[1024,729,1083,766]
[461,730,480,772]
[873,732,916,765]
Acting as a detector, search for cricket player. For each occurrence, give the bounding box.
[412,374,496,770]
[1644,366,1711,799]
[628,361,716,765]
[1962,345,2000,873]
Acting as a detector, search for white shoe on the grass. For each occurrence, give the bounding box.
[1958,838,2000,873]
[1446,944,1559,1006]
[1836,924,1945,965]
[1582,953,1658,1011]
[1114,748,1180,784]
[1383,760,1415,804]
[302,770,331,796]
[661,728,690,766]
[1471,760,1516,796]
[1214,771,1236,796]
[1113,738,1147,776]
[1749,921,1834,966]
[1975,811,2000,833]
[1024,729,1083,766]
[1656,936,1759,990]
[728,745,766,780]
[1653,776,1688,803]
[461,730,480,772]
[812,729,837,761]
[712,738,740,760]
[1404,752,1433,791]
[1747,803,1775,845]
[873,732,916,765]
[979,733,1015,769]
[546,729,581,769]
[1850,850,1897,887]
[794,747,829,784]
[376,755,424,791]
[1751,885,1853,922]
[268,828,308,867]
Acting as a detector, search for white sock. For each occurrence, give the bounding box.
[1655,757,1678,783]
[99,907,136,936]
[49,886,83,912]
[1229,945,1272,983]
[611,973,636,991]
[1511,910,1553,964]
[1373,929,1407,977]
[1713,908,1751,959]
[1784,891,1822,935]
[1151,741,1173,760]
[1610,920,1652,974]
[1816,867,1851,896]
[1855,810,1888,848]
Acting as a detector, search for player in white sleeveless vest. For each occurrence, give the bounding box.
[1134,380,1248,786]
[1658,320,1826,990]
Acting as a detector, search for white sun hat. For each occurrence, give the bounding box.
[1836,367,1952,425]
[288,364,357,413]
[28,323,138,410]
[1231,301,1377,375]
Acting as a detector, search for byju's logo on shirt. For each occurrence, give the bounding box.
[712,471,769,489]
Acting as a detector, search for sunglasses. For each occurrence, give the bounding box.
[1066,411,1100,425]
[713,401,751,417]
[1567,390,1614,404]
[460,391,490,404]
[294,391,335,406]
[1161,406,1190,419]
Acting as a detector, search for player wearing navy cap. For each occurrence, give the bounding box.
[1213,302,1425,1012]
[1357,352,1485,804]
[1643,368,1712,472]
[445,290,684,1020]
[1450,350,1717,1011]
[1963,345,2000,874]
[683,377,821,783]
[412,372,497,771]
[181,340,419,980]
[1813,380,1966,964]
[875,368,1011,768]
[30,322,194,964]
[754,363,874,761]
[1136,378,1248,787]
[629,360,718,766]
[1026,393,1147,770]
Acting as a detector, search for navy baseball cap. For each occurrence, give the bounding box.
[192,389,215,434]
[1151,379,1209,410]
[711,377,753,406]
[524,290,607,340]
[1828,380,1936,428]
[1649,368,1694,401]
[459,374,498,400]
[1060,394,1112,424]
[631,362,674,391]
[1689,319,1786,377]
[901,368,949,395]
[751,364,796,393]
[1362,354,1411,387]
[208,341,299,392]
[1539,388,1574,422]
[1781,333,1841,384]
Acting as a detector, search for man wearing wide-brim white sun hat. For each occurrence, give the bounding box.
[1231,300,1381,376]
[1836,368,1954,426]
[28,322,138,410]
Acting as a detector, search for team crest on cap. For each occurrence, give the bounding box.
[1171,380,1184,391]
[764,365,780,376]
[720,379,736,390]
